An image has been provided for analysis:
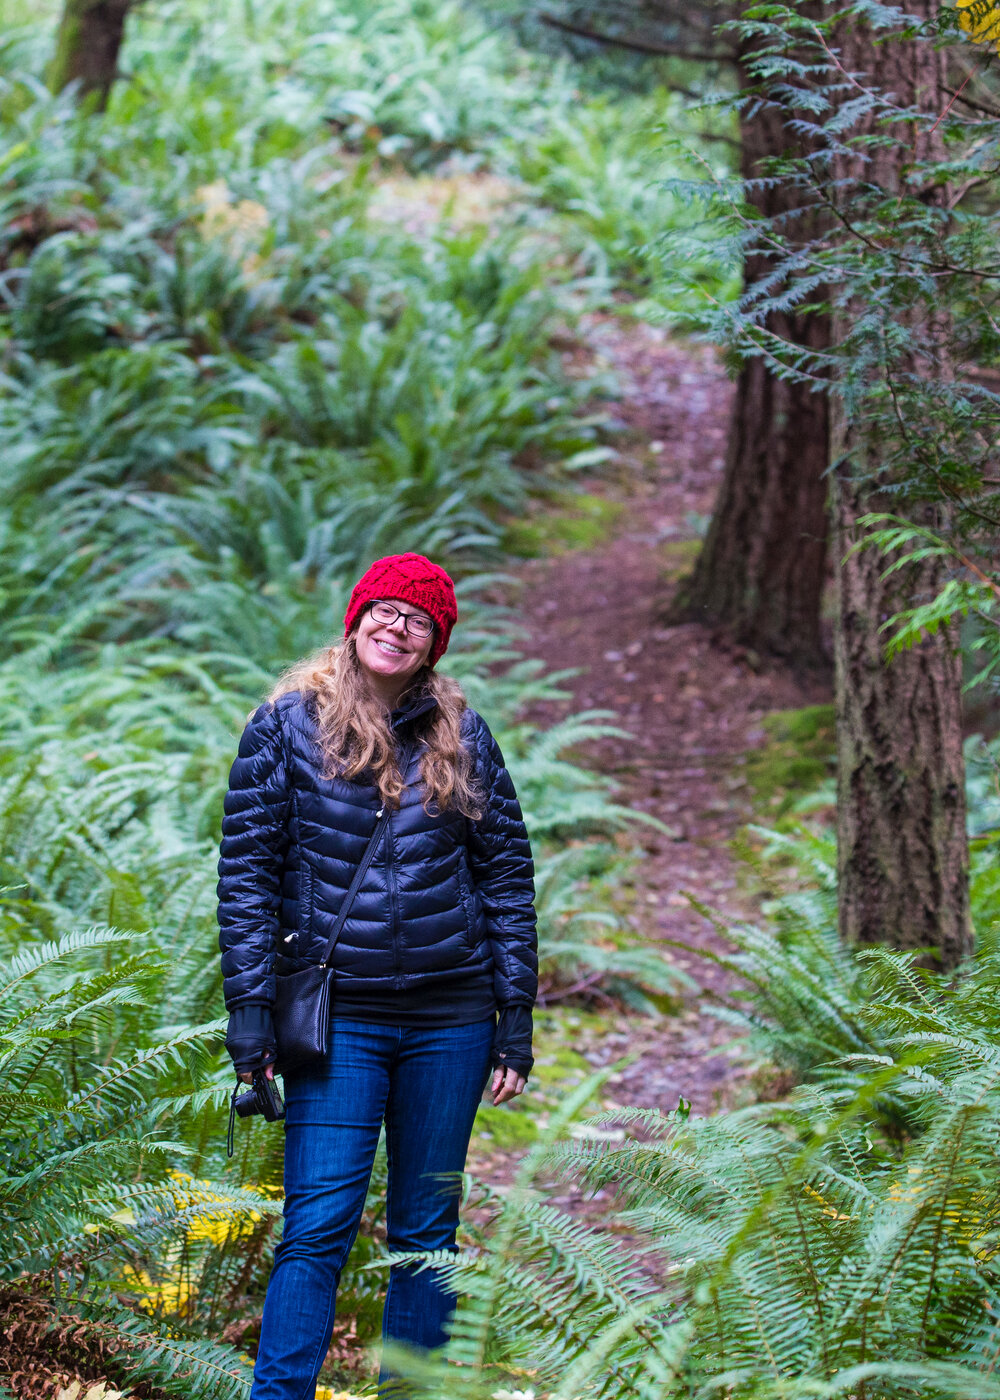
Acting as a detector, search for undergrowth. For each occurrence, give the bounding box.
[0,0,726,1388]
[370,811,1000,1400]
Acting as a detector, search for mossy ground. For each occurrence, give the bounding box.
[658,537,702,582]
[471,1008,601,1151]
[503,491,624,558]
[743,704,836,822]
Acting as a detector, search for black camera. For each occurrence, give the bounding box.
[227,1069,285,1156]
[235,1068,285,1122]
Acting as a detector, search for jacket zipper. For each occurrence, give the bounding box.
[385,742,413,990]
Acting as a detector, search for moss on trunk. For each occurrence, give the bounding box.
[47,0,132,111]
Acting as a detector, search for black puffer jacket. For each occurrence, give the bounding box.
[217,690,537,1067]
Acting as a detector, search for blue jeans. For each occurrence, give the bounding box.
[250,1017,495,1400]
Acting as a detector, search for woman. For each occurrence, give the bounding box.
[217,551,537,1400]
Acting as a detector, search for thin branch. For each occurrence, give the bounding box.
[953,546,1000,601]
[811,177,1000,281]
[539,13,733,65]
[942,84,1000,119]
[697,128,743,149]
[880,352,1000,533]
[929,60,987,138]
[946,175,990,210]
[809,21,910,117]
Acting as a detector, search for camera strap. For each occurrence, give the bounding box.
[227,1084,239,1159]
[229,742,415,1146]
[317,742,414,968]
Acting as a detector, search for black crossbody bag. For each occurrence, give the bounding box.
[272,788,397,1074]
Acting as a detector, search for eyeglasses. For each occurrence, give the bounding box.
[368,600,436,638]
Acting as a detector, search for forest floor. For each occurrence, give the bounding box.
[320,301,836,1386]
[464,313,831,1203]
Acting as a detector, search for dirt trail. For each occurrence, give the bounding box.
[334,323,831,1377]
[514,317,830,1118]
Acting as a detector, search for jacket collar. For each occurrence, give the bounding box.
[391,690,438,732]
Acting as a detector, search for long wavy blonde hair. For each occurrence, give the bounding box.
[268,636,482,818]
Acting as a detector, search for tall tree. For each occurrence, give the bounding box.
[827,4,972,965]
[553,1,975,962]
[673,42,830,667]
[47,0,133,111]
[542,3,832,665]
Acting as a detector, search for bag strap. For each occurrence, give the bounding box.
[317,742,413,968]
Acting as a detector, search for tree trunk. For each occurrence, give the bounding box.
[832,484,970,964]
[830,4,972,967]
[674,60,831,667]
[48,0,132,111]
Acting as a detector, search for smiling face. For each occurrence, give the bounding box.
[354,597,435,704]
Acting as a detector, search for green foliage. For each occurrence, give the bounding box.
[357,836,1000,1399]
[510,94,701,296]
[503,487,623,557]
[714,725,1000,1093]
[742,704,836,821]
[667,0,1000,722]
[8,0,1000,1388]
[0,0,716,1381]
[0,926,268,1395]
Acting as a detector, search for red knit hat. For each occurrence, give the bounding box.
[343,553,458,667]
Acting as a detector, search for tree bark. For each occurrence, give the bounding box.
[832,484,970,965]
[48,0,132,111]
[830,4,972,966]
[674,52,831,666]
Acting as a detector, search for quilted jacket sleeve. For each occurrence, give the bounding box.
[217,701,292,1011]
[465,711,538,1011]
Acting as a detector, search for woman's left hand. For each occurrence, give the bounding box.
[489,1065,526,1105]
